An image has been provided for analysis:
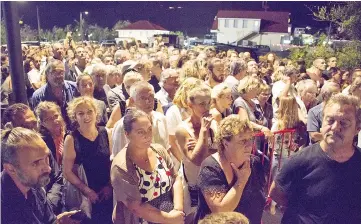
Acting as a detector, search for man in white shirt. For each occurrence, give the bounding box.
[155,68,179,113]
[112,81,169,159]
[27,56,43,90]
[224,59,247,100]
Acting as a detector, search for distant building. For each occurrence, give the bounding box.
[211,10,291,48]
[116,20,170,44]
[294,27,306,38]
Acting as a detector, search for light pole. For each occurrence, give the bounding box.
[36,5,41,42]
[79,11,88,41]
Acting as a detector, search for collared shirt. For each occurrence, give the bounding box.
[111,111,169,159]
[1,172,57,224]
[31,81,78,129]
[155,87,172,107]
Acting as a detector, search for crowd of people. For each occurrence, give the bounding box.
[1,36,361,224]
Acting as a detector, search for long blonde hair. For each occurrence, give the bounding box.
[277,96,300,130]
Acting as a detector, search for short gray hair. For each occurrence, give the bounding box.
[129,81,154,99]
[296,79,317,96]
[91,63,108,77]
[45,59,64,78]
[320,82,340,102]
[160,68,178,85]
[106,65,121,77]
[324,93,361,129]
[123,71,143,85]
[1,127,44,166]
[229,60,247,76]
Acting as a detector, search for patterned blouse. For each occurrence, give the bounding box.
[134,153,174,224]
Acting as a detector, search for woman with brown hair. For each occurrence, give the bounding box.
[111,108,184,224]
[194,115,266,224]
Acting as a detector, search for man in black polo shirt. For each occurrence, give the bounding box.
[270,94,361,224]
[1,127,79,224]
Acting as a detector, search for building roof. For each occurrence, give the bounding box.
[119,20,168,31]
[211,10,289,33]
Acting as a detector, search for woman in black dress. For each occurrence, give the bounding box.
[194,115,267,224]
[63,96,113,223]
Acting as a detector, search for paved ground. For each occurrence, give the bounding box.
[262,209,283,224]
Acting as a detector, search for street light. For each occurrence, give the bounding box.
[79,11,89,41]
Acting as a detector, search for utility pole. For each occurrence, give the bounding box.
[3,1,28,105]
[79,12,83,41]
[37,6,41,42]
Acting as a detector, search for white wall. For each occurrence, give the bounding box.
[250,32,288,47]
[117,29,169,43]
[216,18,261,44]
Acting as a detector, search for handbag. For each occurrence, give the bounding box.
[63,164,92,218]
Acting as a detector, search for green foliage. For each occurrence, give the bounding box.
[1,19,7,44]
[169,31,184,36]
[20,24,37,41]
[311,2,361,41]
[290,34,361,70]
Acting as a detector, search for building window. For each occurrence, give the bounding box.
[225,19,229,28]
[243,20,248,28]
[234,19,238,28]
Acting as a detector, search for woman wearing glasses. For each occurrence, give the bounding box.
[194,115,267,224]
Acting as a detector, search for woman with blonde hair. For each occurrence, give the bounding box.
[210,83,233,124]
[63,96,113,223]
[268,95,307,215]
[180,60,200,82]
[233,76,271,134]
[166,77,205,164]
[194,115,266,224]
[175,84,218,222]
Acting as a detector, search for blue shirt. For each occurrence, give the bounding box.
[31,81,78,129]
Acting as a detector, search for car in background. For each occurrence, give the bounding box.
[213,43,259,61]
[254,45,271,55]
[100,40,117,47]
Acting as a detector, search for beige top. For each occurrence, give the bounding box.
[111,143,175,224]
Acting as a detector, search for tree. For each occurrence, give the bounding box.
[310,2,361,41]
[112,20,131,30]
[290,34,361,70]
[20,24,37,41]
[1,19,7,44]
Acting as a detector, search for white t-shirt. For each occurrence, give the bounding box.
[27,69,41,84]
[272,80,307,123]
[111,111,169,159]
[166,105,189,135]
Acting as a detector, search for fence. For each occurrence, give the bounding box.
[252,128,298,192]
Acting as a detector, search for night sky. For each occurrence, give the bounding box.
[14,1,336,37]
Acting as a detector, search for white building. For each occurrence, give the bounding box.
[211,10,291,49]
[116,20,169,44]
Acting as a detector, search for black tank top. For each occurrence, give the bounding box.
[72,126,111,192]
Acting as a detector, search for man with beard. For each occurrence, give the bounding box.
[206,58,225,88]
[1,127,80,224]
[65,46,88,82]
[31,59,78,129]
[247,59,259,77]
[270,94,361,224]
[2,103,64,215]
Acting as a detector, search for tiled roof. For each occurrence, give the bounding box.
[119,20,168,31]
[211,10,289,33]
